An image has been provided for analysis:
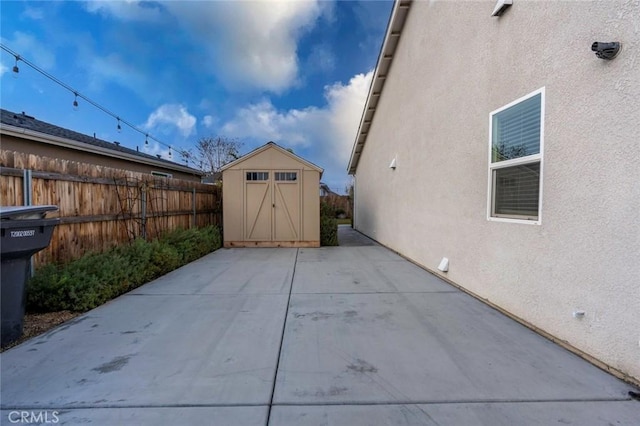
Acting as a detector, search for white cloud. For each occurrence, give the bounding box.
[22,6,45,20]
[202,115,215,128]
[84,0,164,22]
[143,104,197,138]
[1,32,55,70]
[142,141,173,161]
[82,1,328,93]
[85,52,146,93]
[306,43,336,74]
[164,1,327,92]
[221,101,323,146]
[0,63,7,77]
[220,71,373,189]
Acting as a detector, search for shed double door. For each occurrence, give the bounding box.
[244,171,301,242]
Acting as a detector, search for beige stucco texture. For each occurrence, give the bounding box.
[222,143,322,248]
[353,1,639,381]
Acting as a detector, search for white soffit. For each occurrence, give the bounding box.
[347,0,412,175]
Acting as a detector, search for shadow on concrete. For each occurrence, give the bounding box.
[337,225,378,247]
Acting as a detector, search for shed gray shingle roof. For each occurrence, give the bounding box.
[0,108,201,173]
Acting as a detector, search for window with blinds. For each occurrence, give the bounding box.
[489,89,544,222]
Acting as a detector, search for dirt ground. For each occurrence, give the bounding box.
[1,311,80,352]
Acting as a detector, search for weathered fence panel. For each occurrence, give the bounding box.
[0,151,221,267]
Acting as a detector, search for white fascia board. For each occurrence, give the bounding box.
[347,0,412,175]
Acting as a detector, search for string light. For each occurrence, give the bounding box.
[12,55,20,78]
[0,43,191,163]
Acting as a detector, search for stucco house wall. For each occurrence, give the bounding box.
[352,0,639,382]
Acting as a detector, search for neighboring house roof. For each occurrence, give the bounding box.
[221,141,324,176]
[201,172,223,184]
[319,182,338,197]
[0,108,203,176]
[347,0,412,175]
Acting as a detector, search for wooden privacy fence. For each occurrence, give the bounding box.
[0,151,221,267]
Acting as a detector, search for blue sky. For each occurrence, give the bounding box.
[0,0,393,193]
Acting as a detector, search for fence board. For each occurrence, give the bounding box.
[1,151,221,267]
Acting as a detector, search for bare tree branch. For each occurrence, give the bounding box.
[191,137,243,176]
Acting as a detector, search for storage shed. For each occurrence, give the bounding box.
[221,142,323,248]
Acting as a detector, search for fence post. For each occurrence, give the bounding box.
[23,169,35,276]
[192,188,196,228]
[140,184,147,240]
[22,169,33,206]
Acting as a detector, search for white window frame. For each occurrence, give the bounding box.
[246,171,269,181]
[487,87,545,225]
[275,171,298,182]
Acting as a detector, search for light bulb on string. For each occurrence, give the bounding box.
[12,55,20,78]
[0,45,191,163]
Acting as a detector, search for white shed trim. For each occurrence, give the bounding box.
[222,141,323,176]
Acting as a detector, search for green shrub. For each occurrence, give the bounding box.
[27,226,222,313]
[320,202,338,246]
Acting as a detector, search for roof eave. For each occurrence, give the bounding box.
[347,0,412,175]
[221,141,324,176]
[0,124,204,176]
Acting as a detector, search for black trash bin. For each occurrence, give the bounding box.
[1,205,59,346]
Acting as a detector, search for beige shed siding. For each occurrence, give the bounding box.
[231,147,306,171]
[222,169,243,241]
[353,1,640,381]
[222,143,321,247]
[273,177,301,240]
[303,170,321,242]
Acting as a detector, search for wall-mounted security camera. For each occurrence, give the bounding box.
[591,42,621,60]
[491,0,513,17]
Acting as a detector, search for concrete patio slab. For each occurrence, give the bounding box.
[274,291,631,404]
[1,407,267,426]
[1,292,287,408]
[293,259,453,294]
[2,228,638,425]
[270,401,640,426]
[336,224,378,247]
[202,247,298,263]
[129,249,296,295]
[297,246,404,263]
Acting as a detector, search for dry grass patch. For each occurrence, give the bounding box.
[1,311,80,352]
